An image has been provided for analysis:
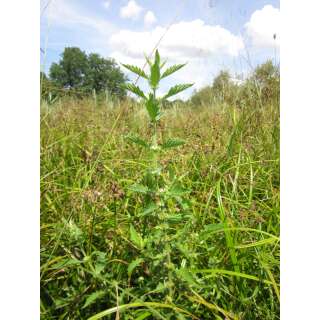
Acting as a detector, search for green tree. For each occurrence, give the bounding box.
[211,70,238,104]
[251,60,280,104]
[49,47,88,89]
[190,70,238,107]
[49,47,128,99]
[40,71,60,103]
[85,53,128,98]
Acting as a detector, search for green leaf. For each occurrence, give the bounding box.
[168,184,189,196]
[51,258,82,270]
[150,50,161,89]
[176,268,200,288]
[128,184,149,194]
[145,95,160,121]
[135,311,152,320]
[128,258,144,276]
[161,138,185,149]
[127,135,150,149]
[166,214,183,223]
[139,203,158,217]
[150,63,161,89]
[123,83,146,99]
[130,225,144,249]
[121,64,149,80]
[200,223,227,240]
[82,291,105,309]
[235,237,278,249]
[154,49,160,65]
[161,63,187,79]
[163,83,193,100]
[87,302,197,320]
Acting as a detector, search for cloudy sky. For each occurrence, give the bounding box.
[40,0,280,99]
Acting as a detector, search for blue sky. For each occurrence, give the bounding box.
[41,0,280,99]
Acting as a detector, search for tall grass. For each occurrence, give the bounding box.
[41,93,279,319]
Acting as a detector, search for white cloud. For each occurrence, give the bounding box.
[110,19,244,61]
[103,1,110,10]
[110,19,244,99]
[120,0,143,20]
[245,5,280,48]
[144,11,157,26]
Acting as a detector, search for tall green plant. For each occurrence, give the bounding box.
[122,50,193,304]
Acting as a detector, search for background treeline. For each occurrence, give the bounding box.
[41,47,279,108]
[41,47,128,103]
[189,61,279,108]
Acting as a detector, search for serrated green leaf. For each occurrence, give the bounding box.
[150,63,161,89]
[161,63,187,79]
[123,83,146,99]
[144,171,157,189]
[168,184,189,196]
[127,135,150,149]
[149,50,161,89]
[121,64,149,80]
[161,138,185,149]
[82,291,105,309]
[163,83,193,100]
[145,95,160,121]
[176,268,200,288]
[175,197,191,211]
[154,49,160,65]
[128,184,149,194]
[166,214,183,223]
[128,258,144,276]
[139,203,158,217]
[130,225,144,249]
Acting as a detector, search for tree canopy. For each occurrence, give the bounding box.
[190,61,279,108]
[48,47,127,98]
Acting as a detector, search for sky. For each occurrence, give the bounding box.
[40,0,280,99]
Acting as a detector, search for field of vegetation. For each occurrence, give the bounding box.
[40,52,280,319]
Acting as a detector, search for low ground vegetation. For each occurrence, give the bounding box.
[41,55,279,319]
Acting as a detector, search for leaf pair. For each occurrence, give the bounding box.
[146,94,160,122]
[122,50,194,107]
[127,136,185,150]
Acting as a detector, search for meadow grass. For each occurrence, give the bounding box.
[40,95,279,319]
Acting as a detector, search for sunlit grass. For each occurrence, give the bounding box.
[41,91,279,319]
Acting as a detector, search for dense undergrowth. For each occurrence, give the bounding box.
[41,86,279,319]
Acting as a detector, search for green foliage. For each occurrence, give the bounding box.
[190,62,280,108]
[161,63,187,79]
[163,83,194,100]
[48,47,127,99]
[149,52,161,89]
[161,138,185,149]
[126,135,150,149]
[130,225,145,249]
[50,47,88,89]
[145,94,160,121]
[86,53,128,98]
[41,55,279,319]
[252,60,280,105]
[123,83,146,100]
[121,63,149,80]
